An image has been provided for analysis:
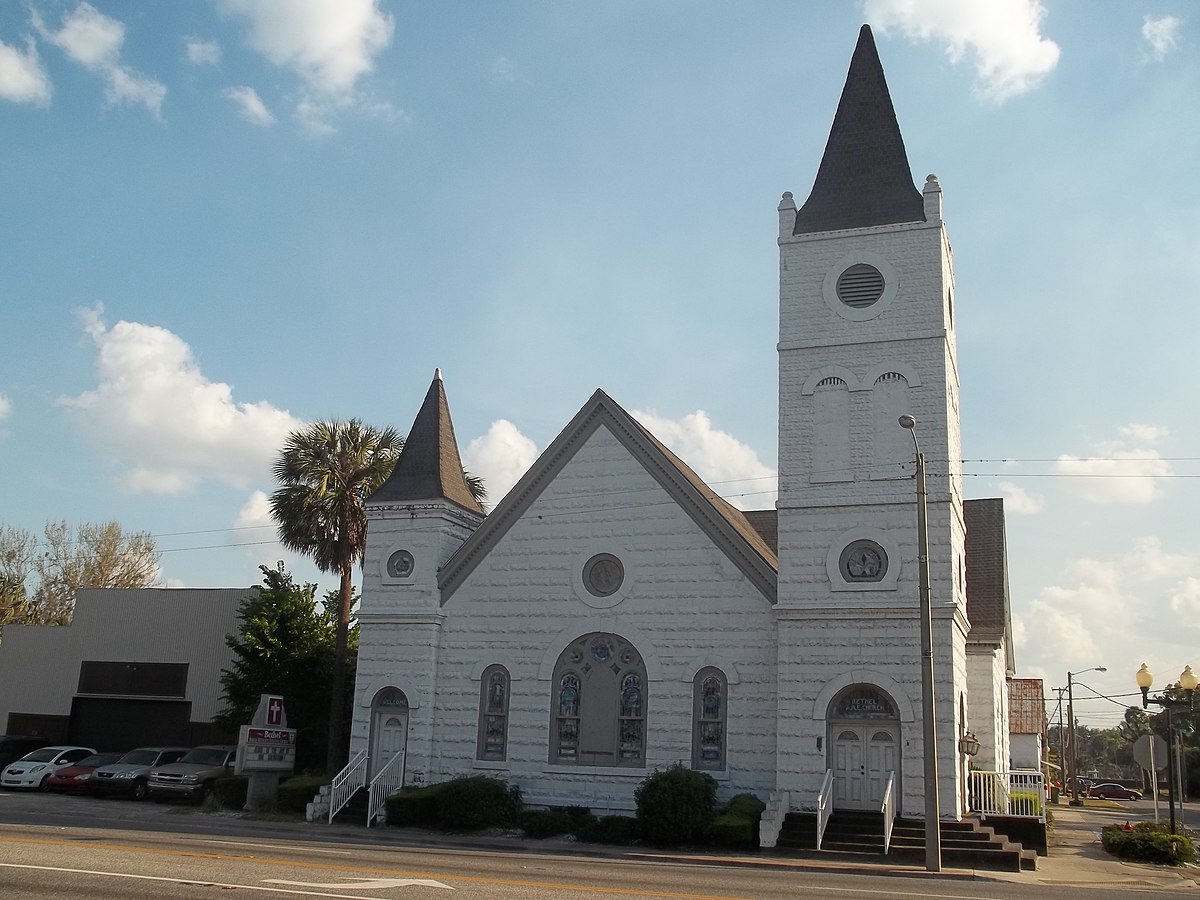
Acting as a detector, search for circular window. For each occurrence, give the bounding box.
[583,553,624,597]
[839,540,888,582]
[386,549,415,579]
[836,264,885,308]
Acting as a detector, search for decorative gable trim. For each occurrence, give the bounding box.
[438,389,778,603]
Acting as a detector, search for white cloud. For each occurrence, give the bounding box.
[225,85,276,126]
[997,481,1043,515]
[1054,423,1172,504]
[1141,16,1182,61]
[35,2,166,118]
[0,392,11,421]
[491,56,517,83]
[185,38,221,66]
[866,0,1061,102]
[58,307,304,494]
[631,409,777,510]
[463,420,539,509]
[0,37,52,106]
[220,0,394,133]
[1170,576,1200,617]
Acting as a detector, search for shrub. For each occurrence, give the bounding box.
[725,793,766,819]
[634,764,717,845]
[275,775,327,814]
[576,814,640,845]
[709,812,756,848]
[1008,790,1043,816]
[435,776,522,831]
[212,776,248,809]
[385,783,446,828]
[519,809,576,839]
[1102,824,1196,865]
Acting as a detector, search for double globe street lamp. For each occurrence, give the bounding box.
[1135,663,1198,835]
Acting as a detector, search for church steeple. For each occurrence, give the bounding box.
[369,369,484,515]
[792,25,924,235]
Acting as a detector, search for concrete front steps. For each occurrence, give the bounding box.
[776,809,1037,872]
[331,787,370,826]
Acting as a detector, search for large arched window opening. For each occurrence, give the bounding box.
[550,633,646,767]
[692,667,727,771]
[476,665,510,761]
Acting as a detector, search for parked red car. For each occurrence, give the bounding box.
[44,752,123,794]
[1087,783,1143,800]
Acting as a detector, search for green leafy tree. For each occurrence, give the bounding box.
[216,564,355,773]
[269,420,403,774]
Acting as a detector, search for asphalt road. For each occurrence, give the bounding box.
[0,787,1188,899]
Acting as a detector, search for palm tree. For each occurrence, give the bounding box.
[270,419,487,774]
[270,419,403,773]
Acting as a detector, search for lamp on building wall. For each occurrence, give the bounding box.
[1067,666,1106,806]
[1136,662,1197,835]
[898,414,940,873]
[958,731,981,757]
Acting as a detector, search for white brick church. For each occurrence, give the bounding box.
[347,26,1015,825]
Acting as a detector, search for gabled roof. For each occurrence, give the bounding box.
[964,498,1015,672]
[793,24,925,235]
[368,369,484,515]
[438,389,778,602]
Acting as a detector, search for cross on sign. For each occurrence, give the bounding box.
[267,697,284,726]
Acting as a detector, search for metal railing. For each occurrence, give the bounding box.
[327,749,368,824]
[968,769,1046,823]
[366,752,406,826]
[880,770,897,853]
[816,768,835,850]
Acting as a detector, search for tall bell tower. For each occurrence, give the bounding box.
[774,26,969,818]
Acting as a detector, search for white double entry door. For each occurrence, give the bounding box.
[831,724,898,810]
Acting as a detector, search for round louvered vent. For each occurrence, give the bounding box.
[836,264,885,308]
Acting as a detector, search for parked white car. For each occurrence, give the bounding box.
[1,746,97,790]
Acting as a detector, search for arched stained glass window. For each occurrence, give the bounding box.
[476,665,510,761]
[692,667,727,771]
[549,633,646,767]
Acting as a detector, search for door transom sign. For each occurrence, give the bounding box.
[828,685,899,810]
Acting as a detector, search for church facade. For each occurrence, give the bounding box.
[348,26,1014,827]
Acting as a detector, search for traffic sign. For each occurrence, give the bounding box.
[1133,733,1168,771]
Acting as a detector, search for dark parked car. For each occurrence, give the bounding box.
[90,747,190,800]
[1087,783,1142,800]
[45,752,123,793]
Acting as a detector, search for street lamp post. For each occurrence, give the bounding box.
[898,415,940,873]
[1136,663,1198,835]
[1067,666,1106,806]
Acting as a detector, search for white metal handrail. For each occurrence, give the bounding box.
[327,749,367,824]
[366,751,406,827]
[968,769,1045,823]
[880,770,896,854]
[816,768,835,850]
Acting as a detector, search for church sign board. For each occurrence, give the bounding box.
[237,726,297,773]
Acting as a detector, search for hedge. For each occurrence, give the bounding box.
[276,775,327,813]
[1102,822,1196,865]
[385,783,446,827]
[634,764,717,845]
[435,776,522,831]
[212,776,248,809]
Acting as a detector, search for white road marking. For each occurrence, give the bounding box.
[0,862,449,897]
[265,877,452,890]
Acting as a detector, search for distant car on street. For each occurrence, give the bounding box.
[1,746,97,790]
[45,752,123,793]
[1087,783,1143,800]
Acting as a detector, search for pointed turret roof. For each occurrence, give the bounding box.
[368,369,485,515]
[792,25,925,235]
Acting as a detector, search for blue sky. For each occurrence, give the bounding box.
[2,1,1198,726]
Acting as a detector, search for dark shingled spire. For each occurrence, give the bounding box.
[793,25,925,235]
[369,369,485,515]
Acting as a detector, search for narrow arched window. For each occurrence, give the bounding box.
[692,667,727,770]
[812,377,851,483]
[549,633,646,767]
[871,371,912,479]
[476,665,510,761]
